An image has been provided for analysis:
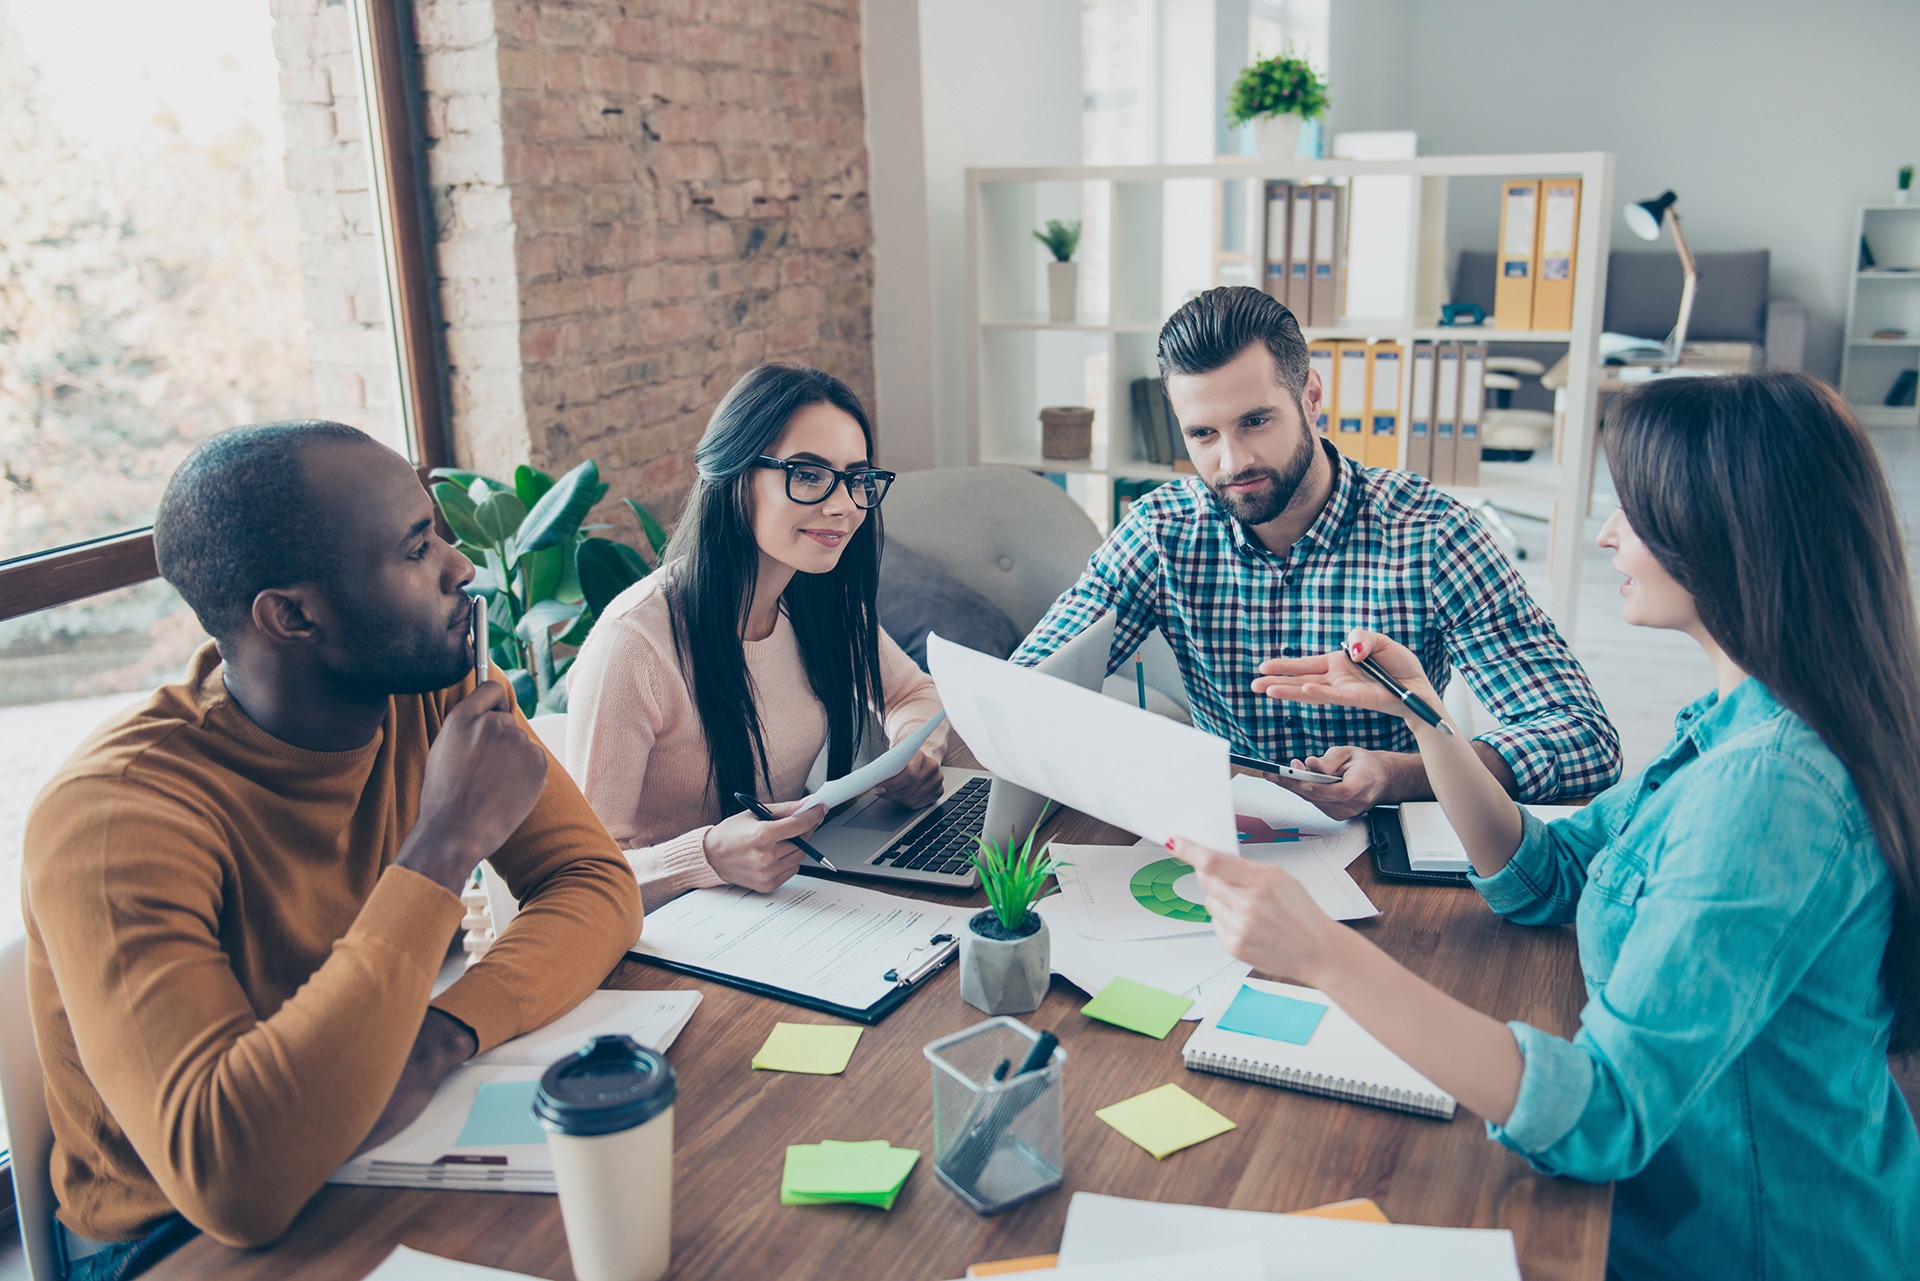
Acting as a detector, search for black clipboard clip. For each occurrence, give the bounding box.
[885,932,957,986]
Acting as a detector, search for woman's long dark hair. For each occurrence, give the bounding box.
[660,363,887,815]
[1607,370,1920,1054]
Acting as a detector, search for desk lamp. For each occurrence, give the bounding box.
[1623,190,1697,367]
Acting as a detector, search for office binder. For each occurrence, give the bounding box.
[1405,344,1437,477]
[1333,342,1369,460]
[1287,185,1314,316]
[1264,182,1291,303]
[1494,180,1541,331]
[1531,178,1582,331]
[1309,185,1343,326]
[1432,343,1462,483]
[1306,339,1338,437]
[1130,377,1166,466]
[1363,342,1402,469]
[1456,343,1487,486]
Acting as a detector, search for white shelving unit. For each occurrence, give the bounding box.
[1840,203,1920,429]
[965,153,1615,636]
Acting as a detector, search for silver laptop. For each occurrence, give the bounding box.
[805,612,1118,889]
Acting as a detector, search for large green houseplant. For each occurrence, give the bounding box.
[429,460,669,714]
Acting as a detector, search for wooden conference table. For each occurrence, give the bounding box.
[149,771,1611,1280]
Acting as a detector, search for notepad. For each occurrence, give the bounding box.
[1080,977,1193,1038]
[1399,802,1581,873]
[780,1140,920,1209]
[1095,1083,1236,1158]
[454,1079,545,1148]
[1184,979,1456,1119]
[752,1022,863,1074]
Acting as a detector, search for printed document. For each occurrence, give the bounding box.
[799,710,948,812]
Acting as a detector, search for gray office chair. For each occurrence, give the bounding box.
[0,938,61,1281]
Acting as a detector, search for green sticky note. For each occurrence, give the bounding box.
[454,1079,545,1149]
[780,1141,920,1209]
[1095,1082,1236,1159]
[752,1022,864,1075]
[1216,984,1327,1045]
[1081,976,1194,1038]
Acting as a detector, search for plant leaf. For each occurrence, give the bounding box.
[431,468,507,492]
[473,489,528,548]
[513,460,605,556]
[623,498,672,560]
[576,536,651,618]
[503,667,537,715]
[515,598,585,644]
[556,607,595,648]
[514,464,557,511]
[536,678,571,715]
[521,543,566,607]
[432,483,488,547]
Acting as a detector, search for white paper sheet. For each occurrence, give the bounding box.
[628,877,966,1011]
[1242,843,1379,921]
[798,710,948,812]
[927,633,1238,852]
[361,1246,543,1280]
[1057,1193,1523,1281]
[1400,802,1581,873]
[469,989,700,1066]
[1034,894,1250,1018]
[1231,774,1369,867]
[938,1241,1266,1281]
[1052,839,1375,944]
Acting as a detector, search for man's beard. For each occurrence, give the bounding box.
[1207,411,1318,526]
[323,589,474,699]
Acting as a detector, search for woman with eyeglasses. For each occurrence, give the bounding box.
[567,363,944,909]
[1170,371,1920,1279]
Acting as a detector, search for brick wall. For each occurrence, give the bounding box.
[418,0,878,517]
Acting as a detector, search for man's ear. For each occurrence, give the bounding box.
[1301,365,1325,420]
[250,587,322,645]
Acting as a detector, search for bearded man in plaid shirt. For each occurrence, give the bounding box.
[1012,287,1620,818]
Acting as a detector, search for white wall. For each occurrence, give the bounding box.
[915,0,1084,466]
[1329,0,1920,381]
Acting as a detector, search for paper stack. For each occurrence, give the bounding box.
[332,989,700,1194]
[780,1140,920,1209]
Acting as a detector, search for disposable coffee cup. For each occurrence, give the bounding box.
[534,1035,677,1281]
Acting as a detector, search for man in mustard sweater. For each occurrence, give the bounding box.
[22,421,642,1276]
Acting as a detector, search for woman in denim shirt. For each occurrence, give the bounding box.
[1176,371,1920,1279]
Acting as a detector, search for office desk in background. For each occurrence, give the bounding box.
[145,753,1611,1281]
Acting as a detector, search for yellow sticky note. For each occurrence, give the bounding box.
[1095,1082,1236,1159]
[752,1022,863,1075]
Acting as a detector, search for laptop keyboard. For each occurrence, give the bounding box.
[872,777,994,877]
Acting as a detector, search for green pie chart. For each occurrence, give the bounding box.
[1130,858,1211,923]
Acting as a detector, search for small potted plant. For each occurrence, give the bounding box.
[960,826,1059,1016]
[1226,47,1329,165]
[1898,164,1914,205]
[1033,219,1082,322]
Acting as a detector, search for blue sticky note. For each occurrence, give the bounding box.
[455,1079,546,1149]
[1216,985,1327,1045]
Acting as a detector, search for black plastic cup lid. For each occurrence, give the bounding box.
[534,1035,677,1137]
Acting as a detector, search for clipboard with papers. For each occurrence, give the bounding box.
[626,875,967,1024]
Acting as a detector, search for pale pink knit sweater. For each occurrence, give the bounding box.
[566,574,948,910]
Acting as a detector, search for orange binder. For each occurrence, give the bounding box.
[1494,180,1541,331]
[1334,342,1369,459]
[1432,343,1461,484]
[1405,343,1437,477]
[1263,182,1290,302]
[1531,177,1582,331]
[1307,339,1338,437]
[1309,185,1343,326]
[1286,186,1314,318]
[1456,342,1487,486]
[1364,342,1402,468]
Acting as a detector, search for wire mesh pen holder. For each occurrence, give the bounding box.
[924,1016,1066,1215]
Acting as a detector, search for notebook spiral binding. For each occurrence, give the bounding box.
[1183,1050,1457,1120]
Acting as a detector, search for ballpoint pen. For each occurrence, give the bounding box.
[731,791,840,872]
[1352,648,1456,736]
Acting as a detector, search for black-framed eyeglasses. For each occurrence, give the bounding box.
[753,455,896,509]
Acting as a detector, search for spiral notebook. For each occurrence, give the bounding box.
[1182,978,1456,1120]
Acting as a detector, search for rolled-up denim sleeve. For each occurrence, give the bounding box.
[1468,792,1620,926]
[1489,1021,1596,1157]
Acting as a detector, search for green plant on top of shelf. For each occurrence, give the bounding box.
[1900,165,1914,192]
[1032,219,1082,263]
[969,824,1061,938]
[1226,47,1329,126]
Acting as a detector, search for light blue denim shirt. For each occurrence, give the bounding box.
[1470,678,1920,1279]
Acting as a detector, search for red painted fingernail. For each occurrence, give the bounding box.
[1349,642,1363,658]
[1164,839,1176,850]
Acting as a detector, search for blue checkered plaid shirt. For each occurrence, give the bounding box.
[1011,448,1621,802]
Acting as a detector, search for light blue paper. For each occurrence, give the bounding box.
[1216,985,1326,1045]
[455,1079,546,1148]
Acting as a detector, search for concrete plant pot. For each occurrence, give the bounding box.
[960,910,1050,1016]
[1046,260,1078,322]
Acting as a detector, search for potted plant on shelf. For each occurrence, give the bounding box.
[1032,219,1082,322]
[1226,47,1329,165]
[960,826,1059,1016]
[1898,164,1914,205]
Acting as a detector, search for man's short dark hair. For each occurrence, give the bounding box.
[154,420,369,639]
[1156,286,1311,394]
